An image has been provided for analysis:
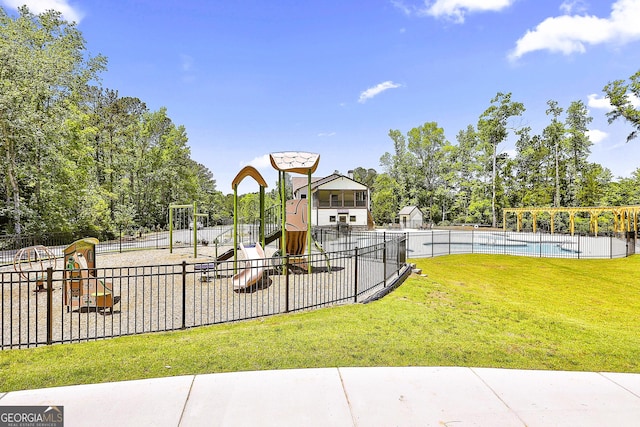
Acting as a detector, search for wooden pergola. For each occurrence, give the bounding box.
[503,205,640,236]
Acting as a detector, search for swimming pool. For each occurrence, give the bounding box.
[320,230,631,259]
[386,230,629,259]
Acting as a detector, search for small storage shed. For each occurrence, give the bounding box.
[398,206,423,229]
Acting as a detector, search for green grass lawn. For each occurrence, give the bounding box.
[2,254,639,392]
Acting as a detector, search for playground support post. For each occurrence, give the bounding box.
[169,207,173,253]
[193,202,208,258]
[307,170,312,274]
[233,185,238,272]
[260,185,265,248]
[193,201,198,258]
[169,203,194,254]
[280,170,287,270]
[169,202,203,257]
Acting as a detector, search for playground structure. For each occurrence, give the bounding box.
[12,245,57,292]
[232,242,267,290]
[168,201,209,258]
[63,238,117,314]
[228,152,328,284]
[283,199,311,271]
[162,151,331,284]
[270,151,320,274]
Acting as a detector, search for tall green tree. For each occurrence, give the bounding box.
[380,129,415,207]
[477,92,525,227]
[407,122,449,221]
[513,127,552,206]
[351,167,378,190]
[564,100,593,206]
[0,6,106,234]
[603,69,640,142]
[371,173,400,225]
[543,100,565,207]
[451,125,485,223]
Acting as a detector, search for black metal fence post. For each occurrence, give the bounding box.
[578,234,581,259]
[402,236,407,264]
[610,234,613,259]
[285,255,290,313]
[383,241,387,286]
[472,229,475,254]
[46,267,53,345]
[354,247,359,303]
[504,229,507,255]
[539,231,542,258]
[181,261,187,329]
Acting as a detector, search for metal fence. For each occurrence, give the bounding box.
[385,229,638,259]
[0,224,278,267]
[4,227,637,350]
[1,234,408,349]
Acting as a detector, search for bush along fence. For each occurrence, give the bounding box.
[1,235,409,349]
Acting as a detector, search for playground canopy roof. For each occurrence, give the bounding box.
[269,152,320,174]
[231,165,268,189]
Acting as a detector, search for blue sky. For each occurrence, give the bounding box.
[5,0,640,194]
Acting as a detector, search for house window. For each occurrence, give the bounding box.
[339,215,347,223]
[343,191,355,207]
[355,191,367,207]
[350,215,356,222]
[330,194,340,207]
[318,190,331,207]
[329,216,336,222]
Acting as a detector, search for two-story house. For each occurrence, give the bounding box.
[292,173,373,230]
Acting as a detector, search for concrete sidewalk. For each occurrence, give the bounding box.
[2,367,640,426]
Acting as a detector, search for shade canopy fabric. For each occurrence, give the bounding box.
[269,152,320,174]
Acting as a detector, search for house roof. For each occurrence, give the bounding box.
[292,174,368,194]
[291,176,326,194]
[399,206,422,216]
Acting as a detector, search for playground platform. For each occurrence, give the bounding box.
[2,366,640,426]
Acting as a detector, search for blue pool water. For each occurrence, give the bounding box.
[343,234,580,257]
[448,241,577,256]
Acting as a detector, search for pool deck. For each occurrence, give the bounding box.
[2,366,640,426]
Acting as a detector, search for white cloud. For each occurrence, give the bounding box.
[587,93,614,110]
[560,0,587,15]
[317,132,336,137]
[243,154,271,170]
[422,0,515,23]
[391,0,413,16]
[588,92,640,110]
[2,0,84,23]
[509,0,640,60]
[358,81,402,103]
[586,129,609,144]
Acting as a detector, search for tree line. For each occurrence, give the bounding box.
[0,7,226,238]
[2,7,639,239]
[370,79,640,228]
